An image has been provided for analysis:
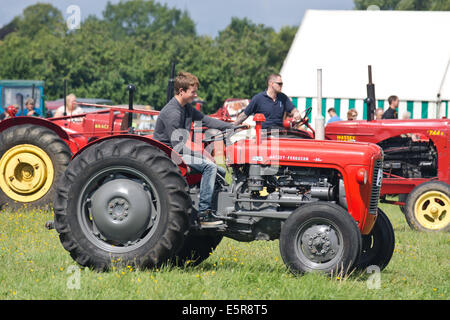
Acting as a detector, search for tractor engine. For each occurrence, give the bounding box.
[244,165,338,206]
[378,136,438,178]
[216,164,343,242]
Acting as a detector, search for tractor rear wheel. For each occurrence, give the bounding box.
[404,181,449,232]
[279,202,361,275]
[354,208,395,271]
[53,138,191,270]
[0,124,71,209]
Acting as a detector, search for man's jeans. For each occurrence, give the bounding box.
[181,153,226,214]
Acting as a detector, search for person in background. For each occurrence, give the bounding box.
[15,98,40,117]
[347,109,358,120]
[401,111,411,120]
[375,108,384,120]
[382,95,399,119]
[326,107,342,124]
[54,93,84,119]
[0,106,17,120]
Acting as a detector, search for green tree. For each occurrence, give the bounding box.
[354,0,450,10]
[16,3,66,38]
[102,0,196,39]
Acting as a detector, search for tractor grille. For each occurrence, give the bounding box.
[369,159,383,215]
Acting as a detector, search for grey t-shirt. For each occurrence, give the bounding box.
[153,97,234,149]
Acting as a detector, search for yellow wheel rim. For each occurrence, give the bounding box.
[0,144,54,203]
[414,190,449,231]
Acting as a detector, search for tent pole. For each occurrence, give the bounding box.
[436,57,450,119]
[315,68,325,140]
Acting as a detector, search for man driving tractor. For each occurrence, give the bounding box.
[153,71,243,226]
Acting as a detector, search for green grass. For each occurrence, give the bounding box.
[0,203,448,300]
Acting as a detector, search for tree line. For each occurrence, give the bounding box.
[1,0,447,113]
[0,1,296,114]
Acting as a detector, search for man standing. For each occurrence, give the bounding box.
[382,95,399,119]
[234,74,302,129]
[153,71,235,226]
[326,107,342,124]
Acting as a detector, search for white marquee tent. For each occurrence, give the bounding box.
[280,10,450,124]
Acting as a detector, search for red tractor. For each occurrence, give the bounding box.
[0,85,159,209]
[325,119,449,232]
[324,67,449,233]
[49,102,395,275]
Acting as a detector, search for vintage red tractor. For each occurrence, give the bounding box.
[0,85,159,209]
[49,102,394,275]
[323,68,449,232]
[325,119,449,232]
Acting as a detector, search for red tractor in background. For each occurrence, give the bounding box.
[324,67,449,233]
[0,85,159,209]
[325,119,449,232]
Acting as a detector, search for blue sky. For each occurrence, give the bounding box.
[1,0,355,37]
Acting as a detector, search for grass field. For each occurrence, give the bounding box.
[0,202,448,300]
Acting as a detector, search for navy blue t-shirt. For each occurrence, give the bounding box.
[244,91,295,129]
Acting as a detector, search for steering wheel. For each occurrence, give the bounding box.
[202,124,249,143]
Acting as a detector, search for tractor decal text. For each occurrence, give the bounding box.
[336,135,356,141]
[427,130,444,136]
[94,124,109,129]
[269,155,309,161]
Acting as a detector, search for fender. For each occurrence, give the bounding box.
[71,134,188,176]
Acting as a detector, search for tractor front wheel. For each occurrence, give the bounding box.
[279,202,361,275]
[354,208,395,271]
[404,181,449,232]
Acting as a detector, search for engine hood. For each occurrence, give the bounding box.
[227,137,383,168]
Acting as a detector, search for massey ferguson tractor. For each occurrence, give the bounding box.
[49,87,394,275]
[324,67,449,233]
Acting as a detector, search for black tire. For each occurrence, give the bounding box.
[53,138,192,271]
[171,233,223,267]
[279,202,361,275]
[404,181,449,232]
[0,124,72,209]
[398,194,407,214]
[355,208,395,271]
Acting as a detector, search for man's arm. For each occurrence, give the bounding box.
[233,111,249,126]
[288,108,302,121]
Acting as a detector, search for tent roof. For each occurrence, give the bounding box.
[280,10,450,101]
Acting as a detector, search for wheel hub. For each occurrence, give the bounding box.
[0,144,54,202]
[414,190,449,230]
[90,179,153,244]
[301,225,340,263]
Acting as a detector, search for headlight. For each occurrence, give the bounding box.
[356,168,367,184]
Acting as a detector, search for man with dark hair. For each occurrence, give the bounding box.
[382,95,399,119]
[326,107,342,124]
[154,71,236,226]
[234,74,302,129]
